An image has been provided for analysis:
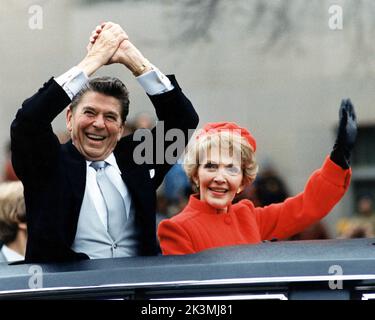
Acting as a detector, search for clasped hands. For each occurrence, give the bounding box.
[81,22,151,76]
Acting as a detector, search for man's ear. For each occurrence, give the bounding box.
[66,106,73,132]
[117,122,125,141]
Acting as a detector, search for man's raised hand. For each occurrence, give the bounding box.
[79,22,128,76]
[88,23,151,76]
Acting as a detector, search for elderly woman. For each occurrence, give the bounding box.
[158,100,357,255]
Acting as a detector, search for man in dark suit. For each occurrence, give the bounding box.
[10,22,199,263]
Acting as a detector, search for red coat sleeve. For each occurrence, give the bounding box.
[158,219,195,255]
[252,156,351,240]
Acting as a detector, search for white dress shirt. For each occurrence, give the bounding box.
[1,245,24,262]
[55,64,174,99]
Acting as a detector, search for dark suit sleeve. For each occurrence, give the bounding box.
[10,78,71,182]
[143,75,199,189]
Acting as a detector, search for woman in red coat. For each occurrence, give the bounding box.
[158,100,357,255]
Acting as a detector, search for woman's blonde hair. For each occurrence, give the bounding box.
[0,181,25,244]
[183,131,258,186]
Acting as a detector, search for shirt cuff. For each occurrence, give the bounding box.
[136,65,174,95]
[54,66,89,100]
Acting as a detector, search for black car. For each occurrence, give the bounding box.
[0,238,375,300]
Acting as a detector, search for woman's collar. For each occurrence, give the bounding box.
[188,193,232,214]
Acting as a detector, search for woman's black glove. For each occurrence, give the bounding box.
[330,99,357,169]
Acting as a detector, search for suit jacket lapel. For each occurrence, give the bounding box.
[114,147,155,218]
[62,141,86,208]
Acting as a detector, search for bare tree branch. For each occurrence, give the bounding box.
[173,0,220,42]
[169,0,375,75]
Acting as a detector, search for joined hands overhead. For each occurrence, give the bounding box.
[80,22,152,77]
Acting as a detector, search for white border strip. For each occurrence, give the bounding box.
[154,293,288,300]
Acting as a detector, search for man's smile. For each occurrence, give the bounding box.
[86,133,106,141]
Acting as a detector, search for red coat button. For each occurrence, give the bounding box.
[224,216,232,225]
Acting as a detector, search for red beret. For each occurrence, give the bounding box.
[196,122,256,152]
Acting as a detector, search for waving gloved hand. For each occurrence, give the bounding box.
[330,99,357,169]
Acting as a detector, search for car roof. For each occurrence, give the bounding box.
[1,238,375,299]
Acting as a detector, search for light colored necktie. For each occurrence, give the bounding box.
[91,161,127,241]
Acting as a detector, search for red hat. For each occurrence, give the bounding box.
[196,122,256,152]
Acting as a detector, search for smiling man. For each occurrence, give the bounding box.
[10,22,198,263]
[66,79,128,161]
